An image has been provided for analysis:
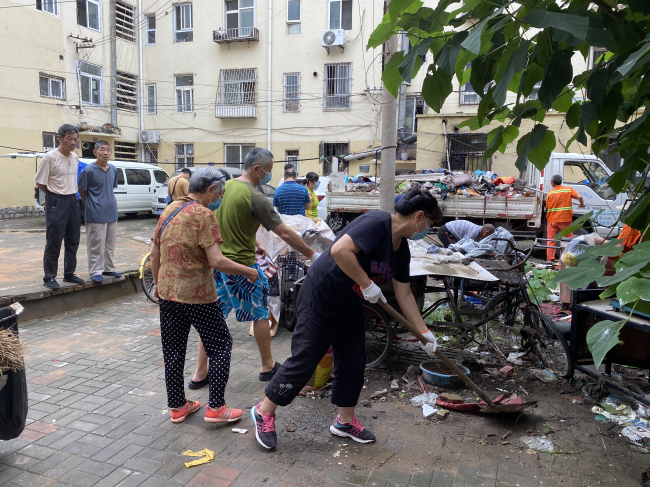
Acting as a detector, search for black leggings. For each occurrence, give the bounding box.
[159,299,232,409]
[437,224,458,248]
[265,277,366,408]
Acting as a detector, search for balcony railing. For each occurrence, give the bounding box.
[213,27,260,44]
[215,104,257,119]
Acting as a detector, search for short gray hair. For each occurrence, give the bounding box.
[57,124,78,138]
[551,175,562,185]
[243,147,273,171]
[188,167,226,194]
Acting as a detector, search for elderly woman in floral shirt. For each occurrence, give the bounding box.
[151,167,257,424]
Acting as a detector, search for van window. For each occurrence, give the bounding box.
[154,170,168,184]
[117,169,125,185]
[126,169,152,185]
[564,161,614,200]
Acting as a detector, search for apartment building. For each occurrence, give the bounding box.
[0,0,431,208]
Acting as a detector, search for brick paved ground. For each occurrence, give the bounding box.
[0,294,644,487]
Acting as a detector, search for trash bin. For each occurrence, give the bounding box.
[0,303,28,440]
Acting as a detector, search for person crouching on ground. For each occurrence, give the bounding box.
[250,187,443,449]
[150,167,259,424]
[437,220,495,248]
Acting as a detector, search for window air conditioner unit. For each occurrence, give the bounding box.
[139,130,160,144]
[322,29,345,48]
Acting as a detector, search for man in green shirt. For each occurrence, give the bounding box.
[191,148,319,385]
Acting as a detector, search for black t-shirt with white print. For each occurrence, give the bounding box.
[307,211,411,310]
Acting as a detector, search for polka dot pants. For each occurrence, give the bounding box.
[159,299,233,409]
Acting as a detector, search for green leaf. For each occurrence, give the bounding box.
[619,241,650,267]
[616,277,650,306]
[550,261,606,290]
[399,40,429,82]
[515,124,556,173]
[484,126,504,161]
[536,29,552,66]
[455,49,474,85]
[555,211,595,240]
[436,32,469,76]
[539,49,574,110]
[586,68,608,105]
[389,0,415,23]
[617,42,650,77]
[381,51,405,98]
[367,22,395,50]
[457,116,482,130]
[622,192,650,233]
[421,66,453,113]
[577,101,598,146]
[608,152,649,193]
[460,6,505,54]
[493,41,530,108]
[600,284,618,300]
[577,240,626,261]
[597,262,648,287]
[551,90,574,113]
[523,11,589,41]
[499,125,519,153]
[566,103,581,129]
[586,319,624,370]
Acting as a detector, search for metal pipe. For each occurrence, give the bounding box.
[137,0,145,161]
[109,0,117,125]
[267,0,272,151]
[343,147,382,162]
[442,119,451,171]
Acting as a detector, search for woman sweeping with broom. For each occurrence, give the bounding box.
[250,187,443,449]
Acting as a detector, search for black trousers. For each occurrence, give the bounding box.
[159,299,232,409]
[265,277,366,408]
[43,193,81,280]
[437,224,458,248]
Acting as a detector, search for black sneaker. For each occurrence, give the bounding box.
[330,415,376,443]
[259,362,281,382]
[43,277,59,290]
[63,274,84,284]
[188,376,209,390]
[251,402,277,449]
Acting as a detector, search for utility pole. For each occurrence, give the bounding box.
[109,0,117,126]
[379,1,398,213]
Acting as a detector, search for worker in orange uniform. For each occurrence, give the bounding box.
[546,175,585,261]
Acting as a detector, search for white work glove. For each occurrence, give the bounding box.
[310,252,321,261]
[419,330,438,356]
[361,282,386,304]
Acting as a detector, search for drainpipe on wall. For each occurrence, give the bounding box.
[109,0,117,126]
[267,0,272,151]
[442,118,451,171]
[138,0,145,161]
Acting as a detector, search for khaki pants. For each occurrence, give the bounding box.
[86,222,117,277]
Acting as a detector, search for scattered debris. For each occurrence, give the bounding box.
[592,405,647,426]
[436,409,449,419]
[498,365,514,378]
[371,389,389,399]
[231,428,248,434]
[530,369,557,383]
[501,430,512,441]
[622,426,650,445]
[422,404,438,418]
[520,435,554,452]
[410,392,439,407]
[390,380,399,391]
[285,426,295,433]
[439,393,463,404]
[182,448,214,468]
[506,352,525,366]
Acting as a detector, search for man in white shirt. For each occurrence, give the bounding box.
[438,220,495,248]
[276,163,294,187]
[35,124,85,289]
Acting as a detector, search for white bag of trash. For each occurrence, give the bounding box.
[520,435,554,452]
[422,404,438,418]
[410,392,439,407]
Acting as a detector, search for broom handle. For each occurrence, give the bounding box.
[377,300,496,407]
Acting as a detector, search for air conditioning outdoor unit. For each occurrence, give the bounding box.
[322,29,345,48]
[139,130,160,144]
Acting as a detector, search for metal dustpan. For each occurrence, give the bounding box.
[378,302,537,415]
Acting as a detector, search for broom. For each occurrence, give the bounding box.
[0,328,27,373]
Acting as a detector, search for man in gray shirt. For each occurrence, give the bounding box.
[78,141,119,283]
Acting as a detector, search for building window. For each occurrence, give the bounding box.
[78,62,102,105]
[401,33,427,63]
[36,0,58,16]
[42,132,59,152]
[175,75,193,112]
[146,84,156,114]
[176,144,194,169]
[328,0,352,30]
[403,94,424,136]
[216,69,257,118]
[77,0,101,31]
[114,141,139,161]
[283,73,300,112]
[116,71,137,111]
[590,47,607,69]
[174,4,193,42]
[320,142,348,175]
[39,74,65,100]
[225,0,255,37]
[145,148,158,164]
[287,0,300,34]
[146,15,156,44]
[526,82,541,101]
[447,133,489,171]
[116,1,136,42]
[324,63,351,111]
[286,150,299,174]
[225,144,255,168]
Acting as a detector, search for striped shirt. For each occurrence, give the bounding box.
[445,220,482,241]
[273,181,310,216]
[546,185,579,222]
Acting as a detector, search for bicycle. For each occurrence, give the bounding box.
[139,251,156,303]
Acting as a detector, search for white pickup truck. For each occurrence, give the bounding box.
[326,153,627,237]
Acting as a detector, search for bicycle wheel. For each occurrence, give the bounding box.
[141,254,156,303]
[363,302,393,369]
[524,310,572,378]
[283,287,298,332]
[475,288,528,354]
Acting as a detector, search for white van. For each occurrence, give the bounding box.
[33,157,169,217]
[526,153,628,236]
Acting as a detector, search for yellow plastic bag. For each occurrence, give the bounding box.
[182,448,214,468]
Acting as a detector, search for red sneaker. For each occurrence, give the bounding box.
[204,404,243,423]
[171,400,202,423]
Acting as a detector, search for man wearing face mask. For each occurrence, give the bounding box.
[250,187,444,450]
[215,148,320,382]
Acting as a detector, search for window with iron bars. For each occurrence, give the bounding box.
[286,150,299,174]
[176,143,194,169]
[447,134,490,171]
[144,147,158,164]
[324,63,351,111]
[320,142,348,175]
[218,69,257,106]
[225,144,254,168]
[590,47,608,69]
[42,132,59,152]
[283,73,300,112]
[116,0,136,42]
[116,71,137,111]
[114,141,139,161]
